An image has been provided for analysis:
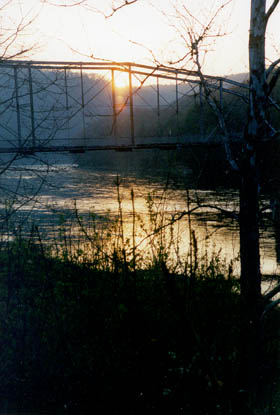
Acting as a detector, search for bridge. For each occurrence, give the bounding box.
[0,60,249,155]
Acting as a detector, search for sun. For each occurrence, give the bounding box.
[113,71,130,89]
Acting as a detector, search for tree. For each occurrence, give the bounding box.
[239,0,279,308]
[239,2,280,403]
[95,0,280,405]
[164,0,280,404]
[162,0,280,305]
[0,1,61,232]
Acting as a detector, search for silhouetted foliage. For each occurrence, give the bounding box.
[0,236,279,414]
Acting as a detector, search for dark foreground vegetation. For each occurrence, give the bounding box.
[0,231,280,414]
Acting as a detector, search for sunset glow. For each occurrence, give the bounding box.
[113,71,130,88]
[4,0,280,77]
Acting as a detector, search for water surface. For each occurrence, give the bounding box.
[0,152,279,282]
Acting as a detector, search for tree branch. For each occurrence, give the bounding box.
[266,58,280,78]
[105,0,138,18]
[269,96,280,112]
[261,299,280,320]
[267,65,280,95]
[41,0,138,16]
[263,282,280,302]
[265,0,280,24]
[133,202,238,252]
[173,1,239,172]
[40,0,88,7]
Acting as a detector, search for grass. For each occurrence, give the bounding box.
[0,236,240,413]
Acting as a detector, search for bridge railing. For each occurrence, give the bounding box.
[0,60,250,153]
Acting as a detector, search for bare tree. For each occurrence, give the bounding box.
[82,0,280,403]
[241,0,280,307]
[0,1,55,232]
[164,1,280,307]
[162,0,280,405]
[157,1,280,402]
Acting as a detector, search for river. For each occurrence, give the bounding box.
[0,150,279,285]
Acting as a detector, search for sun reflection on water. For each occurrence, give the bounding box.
[0,163,279,277]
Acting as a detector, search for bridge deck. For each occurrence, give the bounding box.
[0,141,222,155]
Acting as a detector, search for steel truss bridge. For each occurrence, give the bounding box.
[0,60,249,155]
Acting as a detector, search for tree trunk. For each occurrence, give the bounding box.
[239,151,262,406]
[239,154,261,308]
[239,0,269,404]
[240,0,267,304]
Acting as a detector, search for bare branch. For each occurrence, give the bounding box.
[266,58,280,78]
[267,65,280,95]
[128,39,163,66]
[269,96,280,111]
[263,282,280,302]
[40,0,138,17]
[266,0,280,23]
[133,202,239,252]
[40,0,88,7]
[261,299,280,320]
[165,1,239,172]
[105,0,138,18]
[194,52,240,171]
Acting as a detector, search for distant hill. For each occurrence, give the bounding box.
[225,72,249,83]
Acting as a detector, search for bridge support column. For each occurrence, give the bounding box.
[80,65,86,143]
[175,72,179,137]
[64,68,70,144]
[199,84,205,139]
[14,67,22,148]
[157,77,161,136]
[128,66,135,146]
[111,69,118,145]
[28,65,35,148]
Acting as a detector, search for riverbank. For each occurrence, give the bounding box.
[0,232,279,414]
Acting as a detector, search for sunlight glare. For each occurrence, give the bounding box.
[114,71,129,89]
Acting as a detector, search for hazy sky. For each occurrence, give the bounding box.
[4,0,280,77]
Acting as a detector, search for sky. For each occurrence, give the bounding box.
[2,0,280,79]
